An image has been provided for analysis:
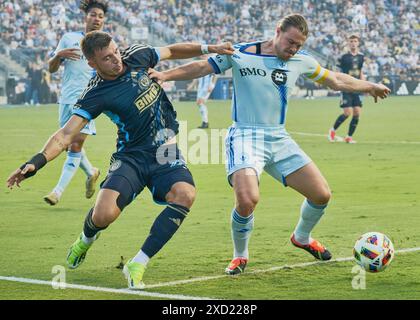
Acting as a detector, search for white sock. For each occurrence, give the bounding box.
[53,152,81,195]
[231,209,254,259]
[294,199,327,245]
[198,104,208,123]
[132,250,150,266]
[81,232,97,245]
[79,148,94,177]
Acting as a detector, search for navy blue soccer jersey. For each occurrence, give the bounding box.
[338,52,364,79]
[73,44,178,152]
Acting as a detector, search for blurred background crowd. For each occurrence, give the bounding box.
[0,0,418,104]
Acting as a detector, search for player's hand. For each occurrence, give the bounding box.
[6,164,35,189]
[209,42,235,55]
[148,68,166,85]
[369,83,391,103]
[56,48,82,61]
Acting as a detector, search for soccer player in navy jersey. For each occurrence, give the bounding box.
[150,14,390,275]
[328,34,366,144]
[45,0,107,206]
[7,31,234,289]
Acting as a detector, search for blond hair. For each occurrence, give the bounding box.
[278,14,309,36]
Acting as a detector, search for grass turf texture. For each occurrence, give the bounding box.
[0,96,419,299]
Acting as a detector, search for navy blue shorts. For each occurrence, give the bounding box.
[340,92,363,108]
[100,144,194,207]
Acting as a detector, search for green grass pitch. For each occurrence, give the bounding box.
[0,95,419,300]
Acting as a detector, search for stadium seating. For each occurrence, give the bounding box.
[0,0,418,102]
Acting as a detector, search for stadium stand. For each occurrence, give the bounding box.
[0,0,418,104]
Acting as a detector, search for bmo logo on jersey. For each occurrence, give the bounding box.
[271,69,288,85]
[239,68,267,77]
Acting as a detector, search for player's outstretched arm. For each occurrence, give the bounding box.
[6,115,87,189]
[158,42,234,60]
[149,60,214,83]
[323,71,391,102]
[48,48,82,73]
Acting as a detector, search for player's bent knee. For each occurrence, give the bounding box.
[235,193,259,216]
[310,190,331,206]
[92,204,121,227]
[166,183,196,209]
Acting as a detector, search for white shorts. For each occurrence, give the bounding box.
[59,103,96,135]
[224,124,312,186]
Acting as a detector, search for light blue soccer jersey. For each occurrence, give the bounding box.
[52,31,96,104]
[208,42,329,127]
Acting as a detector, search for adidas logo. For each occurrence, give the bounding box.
[396,83,409,95]
[169,218,182,226]
[414,83,420,95]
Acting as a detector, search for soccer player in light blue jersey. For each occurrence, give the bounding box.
[44,0,107,205]
[150,14,390,275]
[188,58,217,128]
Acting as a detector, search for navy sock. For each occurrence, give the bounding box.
[83,208,108,238]
[348,116,359,137]
[333,114,349,130]
[141,203,189,258]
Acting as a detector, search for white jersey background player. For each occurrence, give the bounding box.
[44,1,107,205]
[187,57,217,128]
[149,14,390,275]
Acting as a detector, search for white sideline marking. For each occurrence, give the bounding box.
[290,131,420,145]
[1,247,419,297]
[144,246,420,289]
[0,276,215,300]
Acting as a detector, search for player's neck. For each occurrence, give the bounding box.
[350,49,359,55]
[261,40,275,55]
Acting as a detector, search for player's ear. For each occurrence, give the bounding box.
[87,59,96,69]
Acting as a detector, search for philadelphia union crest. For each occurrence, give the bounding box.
[131,72,152,89]
[138,74,152,89]
[109,159,122,172]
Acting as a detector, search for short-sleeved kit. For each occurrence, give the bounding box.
[73,44,194,205]
[208,42,329,184]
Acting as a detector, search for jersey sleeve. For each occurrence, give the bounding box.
[121,44,160,69]
[208,54,232,74]
[73,79,104,120]
[50,33,68,58]
[301,54,330,84]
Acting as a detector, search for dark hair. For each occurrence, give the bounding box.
[79,0,108,14]
[278,14,309,37]
[348,34,360,40]
[81,31,113,59]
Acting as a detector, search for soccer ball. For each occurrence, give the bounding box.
[353,232,395,273]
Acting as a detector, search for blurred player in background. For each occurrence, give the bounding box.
[7,31,234,289]
[149,14,390,275]
[328,34,365,144]
[44,0,107,205]
[187,58,217,128]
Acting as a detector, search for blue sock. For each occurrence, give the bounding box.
[79,148,94,177]
[141,203,189,259]
[294,199,327,245]
[231,209,254,259]
[53,151,81,196]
